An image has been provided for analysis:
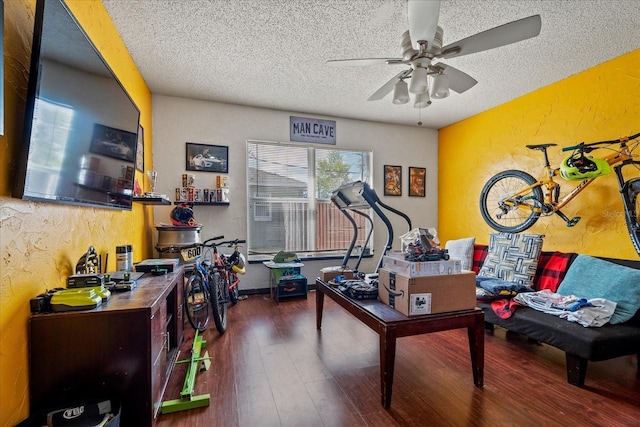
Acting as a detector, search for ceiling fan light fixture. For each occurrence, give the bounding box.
[409,66,428,94]
[414,91,431,109]
[431,73,450,99]
[392,80,410,105]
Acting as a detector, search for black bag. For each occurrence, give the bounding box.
[339,280,378,300]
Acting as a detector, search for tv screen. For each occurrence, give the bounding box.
[13,0,140,210]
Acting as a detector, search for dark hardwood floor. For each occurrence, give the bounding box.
[157,292,640,427]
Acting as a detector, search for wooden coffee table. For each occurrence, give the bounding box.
[315,278,484,408]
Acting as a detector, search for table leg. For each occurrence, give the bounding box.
[269,271,274,302]
[467,312,485,387]
[379,325,397,408]
[316,287,324,330]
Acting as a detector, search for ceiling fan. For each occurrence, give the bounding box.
[327,0,542,108]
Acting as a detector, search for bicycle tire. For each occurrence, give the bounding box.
[184,271,210,332]
[479,170,543,233]
[625,178,640,256]
[210,271,228,334]
[228,273,240,305]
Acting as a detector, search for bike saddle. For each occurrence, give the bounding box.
[526,143,557,151]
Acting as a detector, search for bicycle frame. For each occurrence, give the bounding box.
[209,246,234,285]
[228,270,240,292]
[193,262,211,290]
[216,240,246,304]
[503,139,637,214]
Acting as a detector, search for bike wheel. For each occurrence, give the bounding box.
[479,170,543,233]
[184,272,210,332]
[625,178,640,256]
[228,273,240,305]
[209,271,228,334]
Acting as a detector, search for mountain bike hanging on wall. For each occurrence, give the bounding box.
[181,236,247,334]
[479,132,640,255]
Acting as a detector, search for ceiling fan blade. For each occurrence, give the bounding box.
[407,0,441,48]
[367,70,410,101]
[438,15,541,59]
[326,58,401,67]
[433,63,478,94]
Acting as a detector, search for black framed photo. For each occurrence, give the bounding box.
[89,123,137,162]
[186,142,228,173]
[384,165,402,196]
[409,166,426,197]
[135,124,144,171]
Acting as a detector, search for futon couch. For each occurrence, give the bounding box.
[472,244,640,387]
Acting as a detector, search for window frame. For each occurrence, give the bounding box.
[246,140,373,261]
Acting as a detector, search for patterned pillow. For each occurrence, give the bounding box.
[478,233,544,288]
[445,237,475,271]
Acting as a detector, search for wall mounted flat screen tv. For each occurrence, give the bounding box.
[13,0,140,210]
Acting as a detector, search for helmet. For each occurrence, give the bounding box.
[560,154,611,181]
[227,252,246,275]
[273,250,298,263]
[170,203,196,226]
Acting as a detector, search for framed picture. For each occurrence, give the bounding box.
[89,123,137,162]
[186,142,229,173]
[409,167,426,197]
[384,165,402,196]
[135,125,144,171]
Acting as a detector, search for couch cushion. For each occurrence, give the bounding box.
[478,233,544,288]
[472,244,489,274]
[533,251,576,292]
[478,301,640,361]
[557,254,640,324]
[445,237,475,271]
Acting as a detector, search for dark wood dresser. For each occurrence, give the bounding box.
[29,267,184,426]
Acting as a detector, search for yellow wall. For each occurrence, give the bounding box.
[439,49,640,259]
[0,1,153,425]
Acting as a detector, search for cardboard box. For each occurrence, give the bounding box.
[382,256,462,277]
[378,268,476,316]
[320,266,355,282]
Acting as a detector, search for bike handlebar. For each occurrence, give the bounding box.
[199,236,246,248]
[219,239,246,247]
[562,132,640,153]
[202,235,225,245]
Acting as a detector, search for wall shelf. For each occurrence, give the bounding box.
[134,197,171,205]
[173,201,229,206]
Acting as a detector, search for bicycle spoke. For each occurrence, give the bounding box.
[184,273,209,332]
[210,271,228,334]
[625,178,640,256]
[480,170,542,233]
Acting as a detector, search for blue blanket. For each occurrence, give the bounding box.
[557,254,640,324]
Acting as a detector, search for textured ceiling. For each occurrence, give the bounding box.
[102,0,640,129]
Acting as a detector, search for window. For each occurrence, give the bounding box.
[247,140,372,259]
[27,99,74,197]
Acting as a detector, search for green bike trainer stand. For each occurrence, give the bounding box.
[161,329,211,414]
